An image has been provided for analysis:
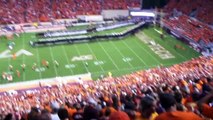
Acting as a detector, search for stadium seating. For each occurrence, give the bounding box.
[163,15,213,44]
[164,0,213,25]
[0,56,212,119]
[0,0,140,24]
[0,1,213,120]
[163,0,213,44]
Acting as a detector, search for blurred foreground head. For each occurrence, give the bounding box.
[109,111,130,120]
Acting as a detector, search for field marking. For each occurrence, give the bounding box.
[86,43,105,72]
[35,46,43,79]
[136,32,175,59]
[97,42,120,70]
[61,46,74,74]
[121,40,148,66]
[91,62,176,75]
[92,66,142,75]
[48,47,58,76]
[152,29,188,60]
[0,73,92,92]
[73,45,89,72]
[134,33,161,64]
[109,41,134,68]
[154,28,163,34]
[22,34,26,81]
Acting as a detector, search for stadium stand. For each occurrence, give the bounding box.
[0,0,140,24]
[0,56,212,119]
[164,0,213,25]
[163,15,213,44]
[162,0,213,55]
[0,0,213,120]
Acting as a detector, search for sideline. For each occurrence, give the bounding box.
[0,73,92,92]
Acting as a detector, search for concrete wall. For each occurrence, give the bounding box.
[101,10,129,19]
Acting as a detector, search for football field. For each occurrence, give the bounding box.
[0,26,200,84]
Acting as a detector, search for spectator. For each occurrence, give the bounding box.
[135,96,158,120]
[51,108,60,120]
[27,107,40,120]
[38,109,51,120]
[109,111,130,120]
[197,90,213,119]
[174,92,186,111]
[50,100,60,120]
[4,113,13,120]
[58,108,69,120]
[155,93,203,120]
[72,103,84,120]
[83,105,99,120]
[0,56,212,119]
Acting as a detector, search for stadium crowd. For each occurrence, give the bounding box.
[0,1,213,119]
[0,0,140,24]
[164,0,213,25]
[1,0,212,25]
[163,15,213,44]
[0,55,212,120]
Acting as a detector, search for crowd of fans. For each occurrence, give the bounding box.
[163,15,213,44]
[0,0,140,24]
[0,55,212,120]
[102,0,139,10]
[1,1,212,120]
[1,0,212,25]
[164,0,213,25]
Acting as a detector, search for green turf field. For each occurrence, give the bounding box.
[0,26,200,84]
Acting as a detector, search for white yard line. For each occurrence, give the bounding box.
[135,33,161,64]
[109,41,134,67]
[36,47,42,79]
[121,40,148,66]
[86,43,105,72]
[22,34,26,81]
[136,32,176,60]
[61,46,74,74]
[92,62,175,75]
[97,42,120,70]
[48,47,58,76]
[73,45,89,72]
[151,30,188,60]
[154,28,163,34]
[92,66,143,74]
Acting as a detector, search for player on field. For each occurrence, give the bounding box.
[45,61,49,69]
[21,64,26,71]
[42,59,46,66]
[16,70,20,78]
[7,74,13,81]
[42,60,49,68]
[12,53,16,60]
[108,72,112,77]
[2,72,6,80]
[9,65,13,71]
[32,63,37,70]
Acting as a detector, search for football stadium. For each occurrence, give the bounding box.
[0,0,212,119]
